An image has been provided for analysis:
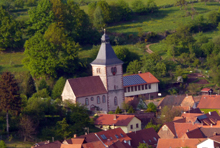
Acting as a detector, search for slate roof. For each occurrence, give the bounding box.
[158,95,186,108]
[94,114,137,126]
[91,33,123,66]
[67,76,107,98]
[123,72,159,87]
[126,128,159,148]
[157,138,205,148]
[197,95,220,109]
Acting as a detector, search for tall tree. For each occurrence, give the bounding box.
[93,6,105,29]
[0,72,21,135]
[52,77,66,99]
[0,6,22,50]
[25,74,36,98]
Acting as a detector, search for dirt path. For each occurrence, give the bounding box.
[146,43,156,54]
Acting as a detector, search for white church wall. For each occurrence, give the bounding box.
[61,81,76,103]
[124,83,158,97]
[108,90,124,111]
[92,65,107,89]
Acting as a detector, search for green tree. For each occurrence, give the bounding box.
[121,101,130,111]
[0,6,22,50]
[93,6,105,29]
[126,60,142,74]
[158,106,182,124]
[0,72,22,134]
[38,79,50,93]
[146,102,157,113]
[115,0,131,21]
[131,0,147,14]
[52,77,66,99]
[56,118,71,140]
[176,0,186,10]
[0,140,6,148]
[1,0,14,11]
[127,106,135,113]
[207,10,220,26]
[25,74,36,98]
[96,0,112,23]
[115,106,122,114]
[145,119,161,132]
[138,143,147,148]
[15,0,25,9]
[147,0,158,13]
[26,0,38,6]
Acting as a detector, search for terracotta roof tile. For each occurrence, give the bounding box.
[60,144,81,148]
[201,88,212,92]
[183,128,204,138]
[200,127,220,137]
[174,122,200,138]
[209,135,220,143]
[94,114,137,126]
[138,72,160,84]
[126,128,159,148]
[68,76,107,98]
[157,138,205,148]
[82,141,104,148]
[197,95,220,109]
[109,140,132,148]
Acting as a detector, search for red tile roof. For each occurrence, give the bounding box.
[126,128,159,148]
[138,72,159,84]
[157,138,205,148]
[209,135,220,143]
[68,76,107,98]
[94,114,138,126]
[183,128,204,138]
[197,95,220,109]
[65,138,85,144]
[201,88,212,92]
[82,141,105,148]
[109,140,132,148]
[174,122,200,138]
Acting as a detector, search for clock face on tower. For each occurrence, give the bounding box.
[111,67,117,75]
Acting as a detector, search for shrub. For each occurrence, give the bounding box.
[131,0,147,15]
[52,77,66,100]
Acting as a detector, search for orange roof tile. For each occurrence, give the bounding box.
[201,88,212,92]
[197,95,220,109]
[60,144,81,148]
[138,72,159,84]
[182,128,204,138]
[157,138,205,148]
[94,114,138,126]
[209,135,220,143]
[174,123,201,138]
[82,141,104,148]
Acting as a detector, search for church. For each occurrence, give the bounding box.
[61,31,159,112]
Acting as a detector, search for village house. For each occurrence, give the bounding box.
[197,135,220,148]
[197,95,220,114]
[201,88,213,95]
[61,32,159,112]
[94,114,141,133]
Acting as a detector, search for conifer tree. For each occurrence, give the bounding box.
[26,74,36,98]
[0,72,21,135]
[127,106,135,113]
[115,106,122,114]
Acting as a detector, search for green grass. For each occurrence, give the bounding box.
[0,52,28,73]
[107,2,220,35]
[200,108,220,115]
[5,139,34,148]
[149,42,169,58]
[194,29,220,40]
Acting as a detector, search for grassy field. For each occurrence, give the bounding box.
[0,52,28,73]
[108,2,220,35]
[5,140,34,148]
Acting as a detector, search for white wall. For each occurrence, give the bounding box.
[197,139,214,148]
[124,83,158,97]
[61,81,76,103]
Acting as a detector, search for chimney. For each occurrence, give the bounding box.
[107,139,111,145]
[211,124,213,127]
[74,134,77,138]
[138,71,142,74]
[114,115,117,120]
[187,129,189,132]
[209,112,211,115]
[85,132,87,135]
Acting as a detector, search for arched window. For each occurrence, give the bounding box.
[91,97,94,101]
[102,95,106,103]
[85,98,89,105]
[97,96,100,104]
[114,97,117,106]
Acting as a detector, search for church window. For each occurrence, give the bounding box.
[145,84,148,89]
[102,95,106,103]
[124,87,127,92]
[138,85,140,90]
[91,97,94,101]
[97,96,100,104]
[114,97,118,106]
[85,98,89,105]
[135,86,137,91]
[128,87,130,92]
[142,85,144,90]
[131,87,133,92]
[149,84,151,89]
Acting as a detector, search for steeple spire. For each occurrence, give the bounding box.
[90,31,123,66]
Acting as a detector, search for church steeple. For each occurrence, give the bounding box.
[90,30,123,66]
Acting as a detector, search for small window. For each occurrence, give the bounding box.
[91,97,94,101]
[149,84,151,89]
[145,84,148,89]
[138,85,140,90]
[143,140,146,143]
[131,86,133,92]
[128,87,130,92]
[102,95,106,103]
[130,125,133,129]
[142,85,144,90]
[124,87,127,92]
[120,133,124,137]
[135,86,137,91]
[115,134,119,139]
[85,98,89,105]
[114,97,118,106]
[153,137,157,141]
[136,123,139,128]
[97,96,100,104]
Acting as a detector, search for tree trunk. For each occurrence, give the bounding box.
[6,111,9,136]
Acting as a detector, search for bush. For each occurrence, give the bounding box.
[52,77,66,100]
[131,0,147,15]
[108,111,114,114]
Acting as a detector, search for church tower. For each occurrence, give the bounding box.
[90,31,124,111]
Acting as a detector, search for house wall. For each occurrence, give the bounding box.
[197,139,214,148]
[158,125,175,139]
[124,83,158,97]
[126,117,142,133]
[92,65,107,90]
[77,94,108,112]
[61,81,76,103]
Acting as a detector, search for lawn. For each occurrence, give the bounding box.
[107,2,220,35]
[5,139,34,148]
[0,52,28,73]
